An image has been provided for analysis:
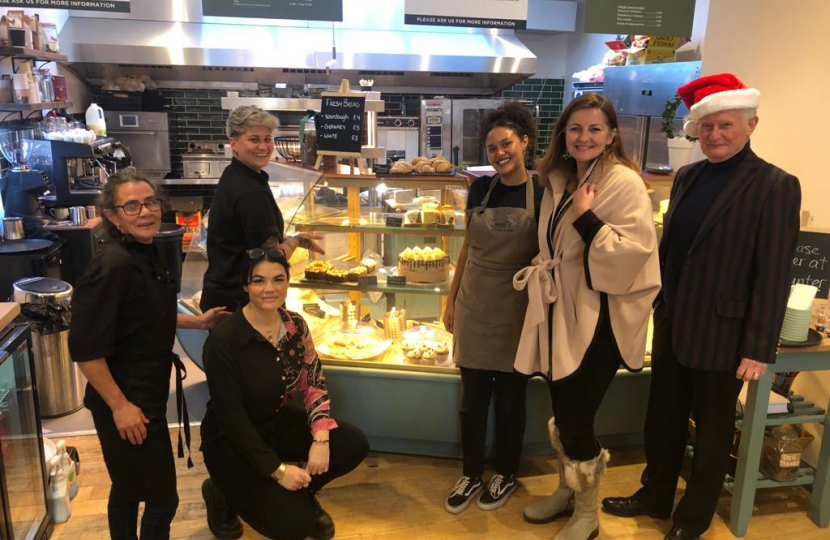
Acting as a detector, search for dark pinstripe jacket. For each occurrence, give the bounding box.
[658,146,801,371]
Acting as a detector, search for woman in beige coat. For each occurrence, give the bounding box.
[514,94,661,540]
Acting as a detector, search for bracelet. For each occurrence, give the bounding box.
[312,439,329,445]
[272,463,287,481]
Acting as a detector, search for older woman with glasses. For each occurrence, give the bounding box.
[200,248,368,540]
[69,173,229,540]
[200,105,324,314]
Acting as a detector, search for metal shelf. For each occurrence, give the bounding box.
[293,220,466,237]
[0,101,72,112]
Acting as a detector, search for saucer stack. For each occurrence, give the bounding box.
[780,284,818,342]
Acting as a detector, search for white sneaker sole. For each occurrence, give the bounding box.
[444,485,484,514]
[477,483,518,511]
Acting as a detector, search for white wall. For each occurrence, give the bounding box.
[702,0,830,466]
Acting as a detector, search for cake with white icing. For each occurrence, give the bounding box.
[397,246,450,283]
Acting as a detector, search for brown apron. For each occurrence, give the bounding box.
[454,174,538,372]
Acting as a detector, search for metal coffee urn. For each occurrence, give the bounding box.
[13,277,85,417]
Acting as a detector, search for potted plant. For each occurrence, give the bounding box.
[662,94,697,171]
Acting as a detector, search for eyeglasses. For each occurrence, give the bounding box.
[114,198,162,216]
[246,248,285,261]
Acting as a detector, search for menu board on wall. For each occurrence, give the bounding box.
[404,0,528,29]
[584,0,695,36]
[0,0,130,12]
[315,94,365,154]
[202,0,342,21]
[792,231,830,300]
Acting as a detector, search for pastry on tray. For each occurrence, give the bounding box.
[305,261,332,281]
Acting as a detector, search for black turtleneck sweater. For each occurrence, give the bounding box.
[663,142,751,311]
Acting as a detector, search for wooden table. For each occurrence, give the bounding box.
[728,335,830,536]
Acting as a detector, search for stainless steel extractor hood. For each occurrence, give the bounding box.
[59,11,538,93]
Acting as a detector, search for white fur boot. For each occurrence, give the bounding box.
[523,418,575,524]
[551,425,610,540]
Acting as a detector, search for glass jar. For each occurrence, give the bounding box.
[301,111,318,168]
[36,70,54,103]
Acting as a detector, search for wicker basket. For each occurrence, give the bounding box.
[274,136,302,161]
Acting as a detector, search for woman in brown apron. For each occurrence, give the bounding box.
[69,174,229,540]
[442,103,542,514]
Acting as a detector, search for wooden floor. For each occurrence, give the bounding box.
[51,430,825,540]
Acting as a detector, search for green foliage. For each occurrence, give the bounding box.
[661,94,698,141]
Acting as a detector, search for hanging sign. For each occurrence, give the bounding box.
[0,0,130,12]
[404,0,528,30]
[791,231,830,300]
[202,0,342,21]
[584,0,696,36]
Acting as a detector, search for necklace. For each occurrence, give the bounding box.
[243,305,282,346]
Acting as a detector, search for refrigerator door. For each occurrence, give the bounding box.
[0,323,50,540]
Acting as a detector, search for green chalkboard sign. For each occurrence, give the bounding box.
[584,0,696,36]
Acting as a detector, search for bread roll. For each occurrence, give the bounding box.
[415,162,435,173]
[434,160,452,173]
[391,161,414,173]
[411,156,428,166]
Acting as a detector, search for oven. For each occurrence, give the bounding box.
[181,141,231,181]
[376,117,420,163]
[420,98,539,168]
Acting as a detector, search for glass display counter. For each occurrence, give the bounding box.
[175,163,654,457]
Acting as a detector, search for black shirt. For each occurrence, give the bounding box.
[466,174,544,220]
[201,158,284,312]
[664,142,751,310]
[200,308,336,478]
[69,239,177,364]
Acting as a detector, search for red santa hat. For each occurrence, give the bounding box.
[677,73,760,137]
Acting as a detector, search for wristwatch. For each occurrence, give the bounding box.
[272,463,287,481]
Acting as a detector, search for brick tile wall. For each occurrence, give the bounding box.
[152,78,564,215]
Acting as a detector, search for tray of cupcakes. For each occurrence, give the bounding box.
[399,324,453,367]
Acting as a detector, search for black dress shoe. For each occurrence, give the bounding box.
[664,525,700,540]
[309,495,335,540]
[202,478,243,540]
[601,495,671,520]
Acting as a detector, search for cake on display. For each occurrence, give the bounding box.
[397,246,450,283]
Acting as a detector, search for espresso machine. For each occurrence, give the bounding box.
[0,129,49,226]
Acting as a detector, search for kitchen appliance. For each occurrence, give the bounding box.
[603,62,702,170]
[0,129,48,225]
[420,98,539,167]
[377,117,419,163]
[2,218,24,241]
[181,141,230,180]
[104,111,170,181]
[0,238,65,302]
[0,312,53,540]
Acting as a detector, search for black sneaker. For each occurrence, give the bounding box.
[477,474,518,510]
[201,478,243,540]
[445,476,483,514]
[309,495,335,540]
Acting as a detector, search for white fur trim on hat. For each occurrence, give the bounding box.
[689,88,761,122]
[684,118,699,138]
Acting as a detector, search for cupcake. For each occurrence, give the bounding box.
[405,350,422,363]
[401,340,418,352]
[435,343,449,363]
[422,349,437,366]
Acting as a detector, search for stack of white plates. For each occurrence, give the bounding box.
[780,307,812,342]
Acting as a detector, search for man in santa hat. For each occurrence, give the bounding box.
[601,73,801,540]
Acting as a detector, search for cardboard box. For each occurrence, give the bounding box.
[625,36,683,65]
[175,210,203,247]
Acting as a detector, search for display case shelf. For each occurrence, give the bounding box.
[294,220,466,237]
[290,276,451,296]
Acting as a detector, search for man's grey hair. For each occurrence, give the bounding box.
[226,105,279,139]
[740,108,758,123]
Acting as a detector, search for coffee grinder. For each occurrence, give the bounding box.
[0,129,50,226]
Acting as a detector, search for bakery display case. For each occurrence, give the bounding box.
[284,168,469,374]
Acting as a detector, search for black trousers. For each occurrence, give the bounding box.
[459,367,529,478]
[548,312,621,461]
[203,404,369,540]
[637,303,743,536]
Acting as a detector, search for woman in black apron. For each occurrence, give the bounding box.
[69,174,229,540]
[442,102,542,514]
